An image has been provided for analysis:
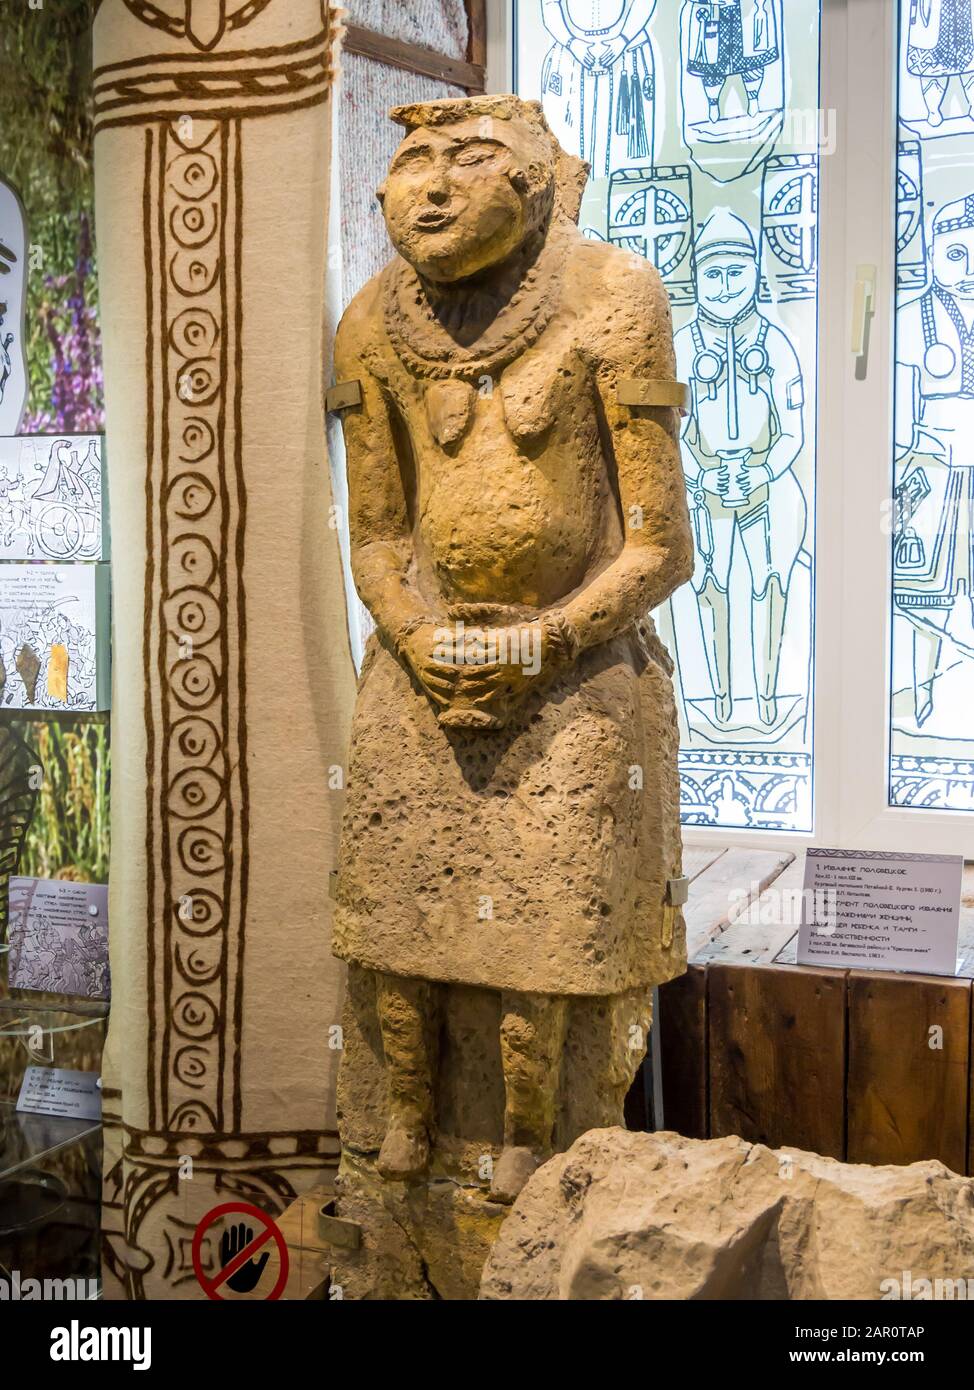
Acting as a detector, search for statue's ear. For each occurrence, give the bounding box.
[554,151,590,225]
[376,180,387,206]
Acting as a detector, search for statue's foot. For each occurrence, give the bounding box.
[489,1146,540,1205]
[714,693,734,725]
[376,1121,429,1181]
[915,687,934,728]
[757,695,778,727]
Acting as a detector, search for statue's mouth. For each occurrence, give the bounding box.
[414,211,457,232]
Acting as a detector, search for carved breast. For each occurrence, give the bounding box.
[408,346,611,608]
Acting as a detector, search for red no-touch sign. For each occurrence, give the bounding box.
[192,1201,290,1300]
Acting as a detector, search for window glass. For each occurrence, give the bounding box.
[514,0,822,830]
[891,0,974,812]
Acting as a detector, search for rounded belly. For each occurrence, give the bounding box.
[419,447,602,607]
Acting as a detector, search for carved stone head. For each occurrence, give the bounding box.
[377,95,588,285]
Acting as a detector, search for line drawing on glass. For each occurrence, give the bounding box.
[679,0,784,183]
[758,153,818,302]
[538,0,659,177]
[514,0,821,831]
[897,139,928,290]
[676,747,811,826]
[892,196,974,752]
[901,0,974,133]
[0,175,28,434]
[890,0,974,810]
[608,163,697,303]
[674,207,809,738]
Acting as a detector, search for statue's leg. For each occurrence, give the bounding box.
[375,971,435,1181]
[742,72,763,115]
[703,79,722,122]
[490,991,568,1204]
[921,75,948,125]
[912,621,943,727]
[962,68,974,117]
[694,501,735,724]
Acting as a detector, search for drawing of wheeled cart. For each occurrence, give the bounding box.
[30,499,101,560]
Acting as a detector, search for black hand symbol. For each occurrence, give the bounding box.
[219,1222,270,1293]
[0,239,17,275]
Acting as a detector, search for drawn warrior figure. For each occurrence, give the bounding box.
[674,208,806,728]
[540,0,658,177]
[35,440,96,508]
[894,193,974,724]
[686,0,778,124]
[332,95,692,1203]
[907,0,974,126]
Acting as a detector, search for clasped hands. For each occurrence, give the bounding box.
[695,451,772,503]
[398,616,570,728]
[568,34,628,74]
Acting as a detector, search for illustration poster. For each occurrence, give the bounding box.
[7,876,110,1000]
[0,562,110,711]
[0,434,105,561]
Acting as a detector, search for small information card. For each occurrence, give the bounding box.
[16,1066,102,1122]
[797,848,963,976]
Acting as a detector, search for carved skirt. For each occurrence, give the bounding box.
[333,618,686,997]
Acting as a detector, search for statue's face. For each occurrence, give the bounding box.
[380,118,541,282]
[933,225,974,299]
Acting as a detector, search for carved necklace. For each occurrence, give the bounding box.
[383,224,572,383]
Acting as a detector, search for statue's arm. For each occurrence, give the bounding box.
[566,259,695,651]
[619,0,656,45]
[759,327,805,482]
[673,329,710,482]
[335,305,429,647]
[541,1,575,47]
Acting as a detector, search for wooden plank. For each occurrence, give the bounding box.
[696,855,806,968]
[658,964,708,1139]
[708,962,847,1158]
[848,970,970,1172]
[343,24,486,92]
[465,0,487,70]
[685,847,794,959]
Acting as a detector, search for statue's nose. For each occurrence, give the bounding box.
[427,186,449,206]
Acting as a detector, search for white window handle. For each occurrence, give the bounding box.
[851,264,876,357]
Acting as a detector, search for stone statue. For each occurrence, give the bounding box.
[331,93,693,1270]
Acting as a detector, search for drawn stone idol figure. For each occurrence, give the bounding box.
[894,192,974,724]
[332,95,693,1209]
[675,208,806,728]
[540,0,658,178]
[686,0,779,124]
[907,0,974,127]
